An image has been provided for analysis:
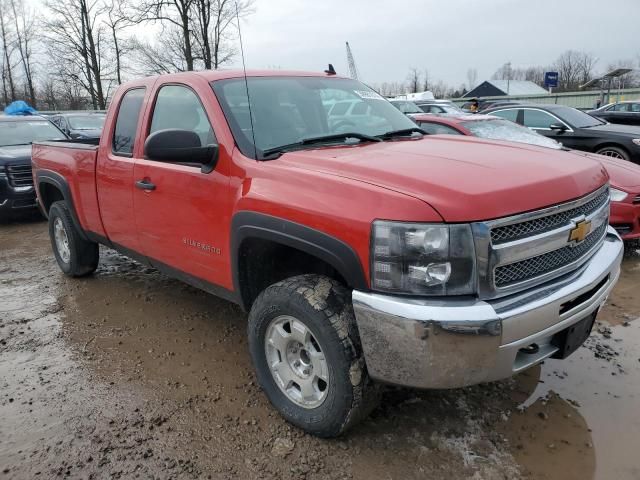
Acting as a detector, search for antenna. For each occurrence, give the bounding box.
[235,2,258,160]
[345,42,359,80]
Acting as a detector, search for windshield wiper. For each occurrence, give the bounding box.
[376,127,426,140]
[261,132,382,159]
[1,142,32,147]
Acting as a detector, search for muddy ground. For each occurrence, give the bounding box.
[1,218,639,480]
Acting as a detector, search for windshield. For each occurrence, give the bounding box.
[461,118,562,149]
[67,114,106,130]
[391,101,423,114]
[556,106,605,128]
[212,77,418,158]
[0,120,66,147]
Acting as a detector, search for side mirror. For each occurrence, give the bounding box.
[549,123,567,132]
[144,129,219,174]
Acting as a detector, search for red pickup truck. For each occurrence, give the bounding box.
[32,70,623,437]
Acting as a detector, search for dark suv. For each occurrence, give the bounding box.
[0,115,67,220]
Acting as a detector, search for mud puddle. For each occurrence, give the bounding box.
[2,221,639,479]
[503,250,640,480]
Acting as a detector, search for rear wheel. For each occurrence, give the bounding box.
[596,146,630,161]
[248,274,378,437]
[48,201,99,277]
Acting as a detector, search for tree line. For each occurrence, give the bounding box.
[371,50,640,99]
[0,0,253,111]
[2,3,639,109]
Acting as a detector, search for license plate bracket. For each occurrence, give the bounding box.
[551,310,598,359]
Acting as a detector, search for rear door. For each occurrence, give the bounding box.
[96,86,149,253]
[132,80,232,289]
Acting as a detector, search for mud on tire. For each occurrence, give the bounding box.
[248,274,378,437]
[48,201,99,277]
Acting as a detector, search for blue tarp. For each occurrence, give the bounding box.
[4,100,38,116]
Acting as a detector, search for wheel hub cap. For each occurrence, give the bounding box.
[53,217,71,264]
[265,315,329,409]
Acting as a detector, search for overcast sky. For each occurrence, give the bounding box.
[231,0,640,86]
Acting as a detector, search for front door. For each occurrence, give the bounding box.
[132,83,231,289]
[97,87,147,252]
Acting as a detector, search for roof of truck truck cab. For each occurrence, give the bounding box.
[121,70,339,84]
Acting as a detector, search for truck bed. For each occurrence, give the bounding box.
[32,139,103,236]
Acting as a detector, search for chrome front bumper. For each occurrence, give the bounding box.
[352,227,623,389]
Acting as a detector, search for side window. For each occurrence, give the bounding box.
[491,109,519,123]
[150,85,215,147]
[113,88,146,156]
[523,109,557,129]
[419,123,462,135]
[613,103,629,112]
[632,103,640,113]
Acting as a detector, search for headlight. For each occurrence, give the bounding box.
[371,221,476,295]
[609,187,628,202]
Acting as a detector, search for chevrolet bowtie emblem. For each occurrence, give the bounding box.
[568,219,592,244]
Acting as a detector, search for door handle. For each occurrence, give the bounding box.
[135,179,156,191]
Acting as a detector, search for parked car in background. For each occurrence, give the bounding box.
[327,99,388,132]
[415,99,462,114]
[588,101,640,126]
[415,114,562,149]
[49,112,106,139]
[0,115,67,220]
[483,104,640,163]
[460,99,521,113]
[389,100,425,115]
[414,114,640,241]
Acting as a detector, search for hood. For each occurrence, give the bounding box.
[571,150,640,189]
[277,135,608,222]
[588,123,640,136]
[0,144,32,167]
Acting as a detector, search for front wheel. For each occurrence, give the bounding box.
[48,201,99,277]
[248,274,378,437]
[595,145,630,161]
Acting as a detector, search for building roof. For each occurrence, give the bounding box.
[484,80,549,95]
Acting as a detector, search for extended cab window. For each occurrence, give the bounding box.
[150,85,215,147]
[113,88,145,156]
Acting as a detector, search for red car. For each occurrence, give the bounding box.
[415,114,640,241]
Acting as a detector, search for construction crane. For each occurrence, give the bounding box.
[345,42,359,81]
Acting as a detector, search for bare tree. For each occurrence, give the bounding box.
[44,0,108,109]
[135,0,197,71]
[104,0,133,85]
[129,29,190,75]
[9,0,36,106]
[422,68,429,91]
[466,67,477,91]
[0,0,17,104]
[406,67,420,93]
[555,50,596,90]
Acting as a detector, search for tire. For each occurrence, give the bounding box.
[48,201,99,277]
[248,274,378,437]
[595,145,630,161]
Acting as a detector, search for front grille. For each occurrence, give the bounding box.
[633,195,640,205]
[7,164,33,188]
[494,222,607,287]
[491,188,609,244]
